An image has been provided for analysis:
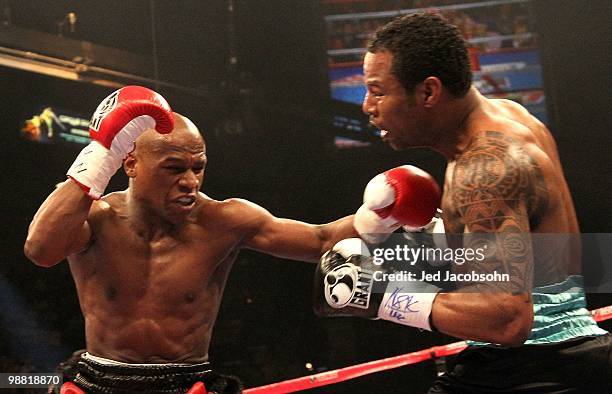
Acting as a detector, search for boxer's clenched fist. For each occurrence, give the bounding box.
[354,165,440,243]
[313,238,441,330]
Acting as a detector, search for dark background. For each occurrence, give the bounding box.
[1,0,610,392]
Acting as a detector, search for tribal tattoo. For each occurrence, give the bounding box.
[449,131,549,293]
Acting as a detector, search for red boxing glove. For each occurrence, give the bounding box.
[186,382,208,394]
[60,382,84,394]
[354,165,441,243]
[67,86,173,199]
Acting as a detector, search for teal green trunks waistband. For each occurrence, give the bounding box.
[468,275,607,347]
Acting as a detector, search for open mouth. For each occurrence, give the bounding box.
[173,195,196,209]
[368,120,388,139]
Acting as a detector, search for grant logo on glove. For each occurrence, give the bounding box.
[323,260,373,309]
[315,238,441,331]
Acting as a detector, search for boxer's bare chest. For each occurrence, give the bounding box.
[71,211,241,306]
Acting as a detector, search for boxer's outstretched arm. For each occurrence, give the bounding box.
[25,180,94,267]
[431,132,548,346]
[233,199,357,262]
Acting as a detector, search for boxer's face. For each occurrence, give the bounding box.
[362,51,428,150]
[127,126,206,222]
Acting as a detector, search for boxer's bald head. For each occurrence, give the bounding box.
[135,112,205,156]
[125,112,207,222]
[126,112,207,181]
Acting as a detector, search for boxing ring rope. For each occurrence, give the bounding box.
[244,306,612,394]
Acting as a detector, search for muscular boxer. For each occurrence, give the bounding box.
[24,86,357,393]
[315,14,611,391]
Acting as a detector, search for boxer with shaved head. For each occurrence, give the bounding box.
[25,86,358,393]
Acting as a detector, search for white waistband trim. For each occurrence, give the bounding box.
[82,352,197,367]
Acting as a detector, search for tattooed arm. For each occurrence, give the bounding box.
[432,131,548,346]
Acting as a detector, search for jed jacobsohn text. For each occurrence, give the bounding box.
[374,270,510,283]
[372,245,486,266]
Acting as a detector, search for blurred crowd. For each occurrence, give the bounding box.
[324,0,537,64]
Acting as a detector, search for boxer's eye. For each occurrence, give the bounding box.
[368,87,383,97]
[165,166,186,174]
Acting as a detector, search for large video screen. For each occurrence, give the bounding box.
[322,0,546,146]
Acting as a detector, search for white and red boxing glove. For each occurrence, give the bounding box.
[67,86,173,199]
[354,165,441,244]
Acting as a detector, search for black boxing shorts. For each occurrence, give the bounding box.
[50,350,242,394]
[428,334,612,393]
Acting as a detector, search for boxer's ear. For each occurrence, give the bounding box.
[124,153,137,178]
[419,77,442,108]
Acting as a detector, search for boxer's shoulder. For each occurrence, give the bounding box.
[473,100,552,150]
[456,133,549,199]
[88,190,127,223]
[218,198,266,220]
[205,198,276,232]
[462,126,546,166]
[462,128,555,183]
[194,196,263,227]
[450,128,552,224]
